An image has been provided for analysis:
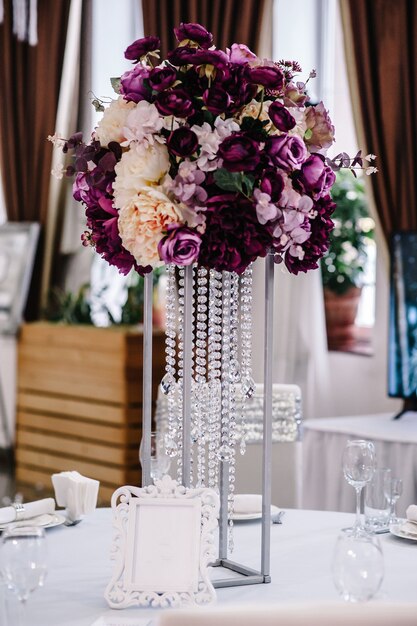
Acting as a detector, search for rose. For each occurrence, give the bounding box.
[120,65,151,103]
[148,66,177,92]
[174,23,213,48]
[266,134,307,171]
[297,154,336,198]
[167,127,198,157]
[217,134,260,172]
[284,82,307,107]
[118,188,182,267]
[158,224,201,265]
[155,88,195,118]
[304,102,335,151]
[227,43,258,65]
[268,101,296,132]
[203,85,231,114]
[259,169,284,202]
[124,36,160,62]
[246,65,284,90]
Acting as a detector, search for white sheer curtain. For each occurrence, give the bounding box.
[250,0,337,419]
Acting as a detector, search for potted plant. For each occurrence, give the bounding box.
[321,170,375,349]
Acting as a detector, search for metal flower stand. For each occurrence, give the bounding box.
[140,253,275,587]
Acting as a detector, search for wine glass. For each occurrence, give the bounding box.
[385,477,403,525]
[342,439,376,533]
[1,526,47,625]
[332,528,384,602]
[139,431,171,483]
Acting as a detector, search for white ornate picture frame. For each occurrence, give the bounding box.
[105,475,219,609]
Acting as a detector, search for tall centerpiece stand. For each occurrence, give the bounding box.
[141,255,275,586]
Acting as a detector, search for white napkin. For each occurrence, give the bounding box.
[0,498,55,525]
[234,494,263,515]
[399,504,417,535]
[51,471,99,521]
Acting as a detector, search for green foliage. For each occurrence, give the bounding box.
[321,171,375,295]
[214,168,255,196]
[43,284,94,324]
[43,270,164,326]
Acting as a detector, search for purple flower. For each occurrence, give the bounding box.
[259,169,284,202]
[120,65,151,103]
[158,224,201,265]
[284,195,335,274]
[124,36,160,62]
[155,88,195,118]
[199,194,271,273]
[268,102,296,131]
[174,23,213,49]
[167,127,198,157]
[297,154,336,198]
[218,134,260,172]
[266,135,307,171]
[148,66,177,92]
[203,85,231,114]
[227,43,258,65]
[189,49,229,69]
[246,65,284,90]
[167,46,198,66]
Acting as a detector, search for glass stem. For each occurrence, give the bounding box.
[354,485,362,529]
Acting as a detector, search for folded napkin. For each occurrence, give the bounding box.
[52,471,99,521]
[234,494,263,515]
[399,504,417,536]
[0,498,55,526]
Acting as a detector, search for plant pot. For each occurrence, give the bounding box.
[323,287,362,350]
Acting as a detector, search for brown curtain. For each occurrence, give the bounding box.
[341,0,417,241]
[142,0,266,58]
[0,0,71,318]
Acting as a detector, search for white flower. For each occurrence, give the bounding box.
[366,166,378,175]
[113,143,170,209]
[51,162,65,179]
[122,101,165,146]
[213,116,240,138]
[118,188,182,267]
[191,121,224,171]
[364,153,377,161]
[94,97,135,147]
[47,134,65,148]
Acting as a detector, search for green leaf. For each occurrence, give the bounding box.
[213,168,243,193]
[110,77,121,94]
[242,174,255,196]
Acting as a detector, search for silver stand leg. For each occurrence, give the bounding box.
[141,271,153,487]
[261,253,274,581]
[182,264,193,488]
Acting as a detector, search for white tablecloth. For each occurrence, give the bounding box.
[302,412,417,514]
[2,507,417,625]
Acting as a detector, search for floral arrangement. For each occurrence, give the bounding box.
[52,22,376,276]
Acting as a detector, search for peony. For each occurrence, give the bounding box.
[218,134,260,172]
[113,143,170,209]
[268,101,296,132]
[304,102,335,152]
[124,36,160,62]
[227,43,259,66]
[118,188,182,267]
[174,23,213,48]
[120,64,151,103]
[93,97,135,147]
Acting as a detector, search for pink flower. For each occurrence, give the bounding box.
[158,224,201,265]
[227,43,258,65]
[304,102,335,152]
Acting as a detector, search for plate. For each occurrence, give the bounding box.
[232,505,280,521]
[389,520,417,541]
[0,513,66,532]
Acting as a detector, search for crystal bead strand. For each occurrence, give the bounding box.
[176,267,185,484]
[227,272,240,551]
[195,266,208,487]
[207,269,222,488]
[161,264,179,459]
[239,265,255,455]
